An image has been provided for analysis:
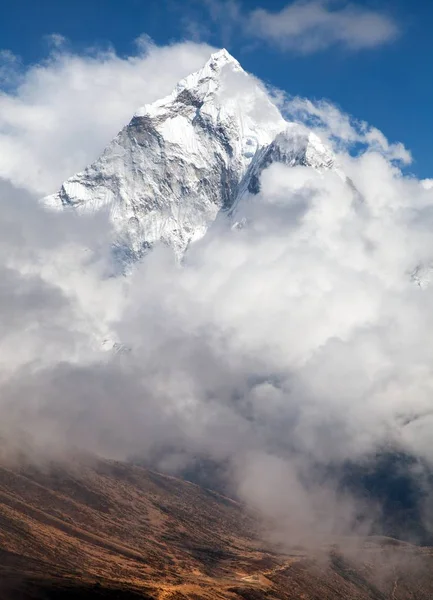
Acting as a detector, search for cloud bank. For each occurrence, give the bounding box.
[0,39,432,547]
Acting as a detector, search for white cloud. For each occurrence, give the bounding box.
[1,36,433,543]
[0,38,214,195]
[85,142,433,540]
[248,0,399,53]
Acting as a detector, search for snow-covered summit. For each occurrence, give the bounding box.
[135,49,243,119]
[45,49,334,263]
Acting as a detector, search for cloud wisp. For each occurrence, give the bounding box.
[274,94,412,164]
[248,0,399,53]
[193,0,399,55]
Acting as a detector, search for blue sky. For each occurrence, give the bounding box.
[1,0,432,177]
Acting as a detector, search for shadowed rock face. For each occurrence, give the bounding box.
[1,455,433,599]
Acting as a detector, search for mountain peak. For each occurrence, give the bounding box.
[44,52,333,265]
[135,48,241,117]
[192,47,243,84]
[207,48,240,69]
[134,49,243,120]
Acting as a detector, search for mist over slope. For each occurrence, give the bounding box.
[0,40,433,549]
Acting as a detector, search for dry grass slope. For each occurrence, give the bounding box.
[0,456,432,599]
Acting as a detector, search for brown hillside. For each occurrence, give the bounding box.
[0,456,432,599]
